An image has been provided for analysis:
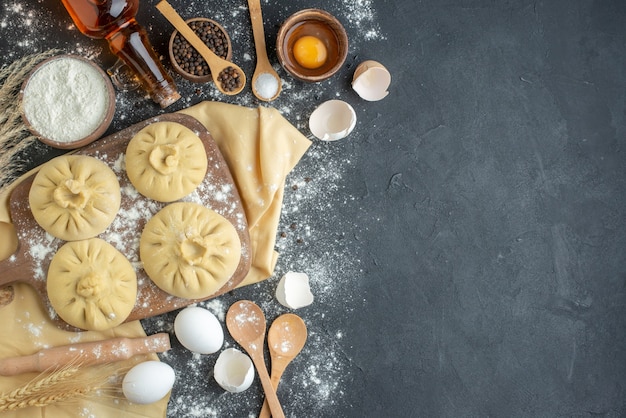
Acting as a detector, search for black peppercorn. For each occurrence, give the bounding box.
[217,66,243,92]
[171,19,230,78]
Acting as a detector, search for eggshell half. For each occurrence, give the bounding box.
[174,306,224,354]
[276,271,314,309]
[351,60,391,101]
[308,100,356,141]
[122,361,175,404]
[214,348,255,393]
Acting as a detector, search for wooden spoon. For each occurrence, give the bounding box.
[156,0,246,95]
[226,300,285,418]
[247,0,282,101]
[259,313,307,418]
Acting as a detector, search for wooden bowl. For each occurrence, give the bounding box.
[168,17,233,83]
[276,9,349,83]
[20,54,116,150]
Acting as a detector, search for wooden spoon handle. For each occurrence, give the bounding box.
[247,0,268,60]
[0,333,171,376]
[249,349,285,418]
[258,358,288,418]
[258,397,272,418]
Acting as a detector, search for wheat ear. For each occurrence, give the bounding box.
[0,365,79,410]
[0,361,122,411]
[0,49,60,188]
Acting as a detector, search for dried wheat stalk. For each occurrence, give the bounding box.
[0,366,81,410]
[0,361,122,411]
[0,49,60,188]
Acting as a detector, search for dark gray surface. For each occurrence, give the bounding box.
[1,0,625,417]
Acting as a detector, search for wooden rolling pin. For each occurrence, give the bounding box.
[0,333,171,376]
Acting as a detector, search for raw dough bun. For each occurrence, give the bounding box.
[47,238,137,331]
[29,155,121,241]
[125,121,208,202]
[140,202,241,299]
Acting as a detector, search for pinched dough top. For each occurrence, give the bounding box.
[29,155,121,241]
[140,202,241,299]
[47,238,137,331]
[125,121,208,202]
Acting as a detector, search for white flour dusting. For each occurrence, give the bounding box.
[338,0,385,41]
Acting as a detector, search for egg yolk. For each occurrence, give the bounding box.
[293,35,328,69]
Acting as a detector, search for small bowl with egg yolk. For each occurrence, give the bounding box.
[276,9,348,82]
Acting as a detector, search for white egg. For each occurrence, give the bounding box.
[275,271,314,309]
[122,361,175,404]
[351,60,391,101]
[174,306,224,354]
[308,100,357,141]
[213,348,255,393]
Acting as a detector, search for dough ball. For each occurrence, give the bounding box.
[125,121,208,202]
[29,155,121,241]
[140,202,241,299]
[47,238,137,331]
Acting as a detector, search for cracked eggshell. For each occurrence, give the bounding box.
[214,348,255,393]
[351,60,391,101]
[174,306,224,354]
[276,271,314,309]
[308,100,356,141]
[122,361,175,404]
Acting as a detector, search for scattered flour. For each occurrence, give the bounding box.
[338,0,385,41]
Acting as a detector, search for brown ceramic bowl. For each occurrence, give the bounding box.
[276,9,349,83]
[168,17,233,83]
[20,54,116,150]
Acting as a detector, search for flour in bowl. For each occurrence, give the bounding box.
[22,56,110,143]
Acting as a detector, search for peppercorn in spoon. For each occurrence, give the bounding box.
[247,0,282,101]
[156,0,246,95]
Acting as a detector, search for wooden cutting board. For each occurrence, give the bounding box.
[0,113,251,330]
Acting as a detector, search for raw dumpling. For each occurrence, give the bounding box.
[125,121,208,202]
[140,202,241,299]
[47,238,137,331]
[29,155,121,241]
